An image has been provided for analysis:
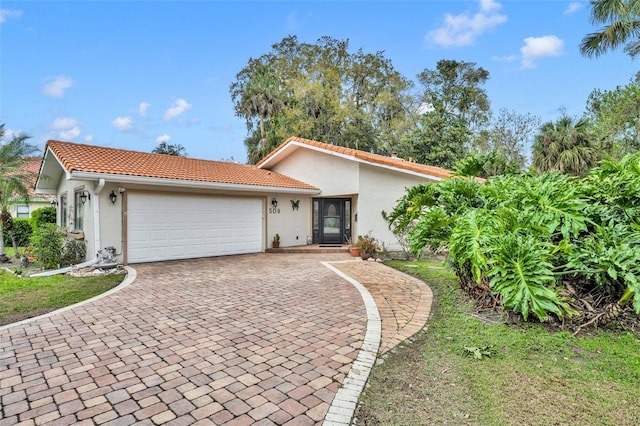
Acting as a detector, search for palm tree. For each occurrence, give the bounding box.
[580,0,640,58]
[236,64,283,148]
[532,116,598,176]
[0,124,38,257]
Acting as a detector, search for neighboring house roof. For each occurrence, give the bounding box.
[257,136,453,180]
[5,157,53,201]
[39,140,319,192]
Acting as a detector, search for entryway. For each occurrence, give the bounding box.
[312,198,352,244]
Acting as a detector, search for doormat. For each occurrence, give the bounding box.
[319,245,343,247]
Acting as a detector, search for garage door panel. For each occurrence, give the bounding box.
[127,193,263,263]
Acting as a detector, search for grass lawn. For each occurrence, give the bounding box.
[4,246,25,256]
[355,260,640,426]
[0,270,125,327]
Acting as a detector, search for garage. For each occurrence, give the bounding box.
[126,192,264,263]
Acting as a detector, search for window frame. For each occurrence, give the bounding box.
[60,193,68,228]
[15,204,30,218]
[73,189,84,231]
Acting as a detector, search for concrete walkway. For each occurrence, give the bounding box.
[0,254,432,425]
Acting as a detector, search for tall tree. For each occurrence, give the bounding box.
[0,124,39,257]
[395,60,490,168]
[416,59,491,135]
[152,141,187,156]
[580,0,640,58]
[396,110,471,169]
[480,108,541,169]
[454,151,523,179]
[584,78,640,158]
[230,36,413,163]
[532,115,598,176]
[231,62,284,150]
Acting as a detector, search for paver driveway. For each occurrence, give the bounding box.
[0,253,368,425]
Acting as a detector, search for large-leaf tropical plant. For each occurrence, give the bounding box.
[387,154,640,323]
[488,233,569,321]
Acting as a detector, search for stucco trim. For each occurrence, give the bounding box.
[259,140,445,182]
[69,171,321,195]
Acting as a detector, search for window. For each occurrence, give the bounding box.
[16,205,30,218]
[345,200,351,241]
[60,194,67,228]
[74,190,84,230]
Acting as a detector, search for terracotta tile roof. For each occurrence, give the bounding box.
[257,136,454,179]
[10,158,52,198]
[45,140,318,191]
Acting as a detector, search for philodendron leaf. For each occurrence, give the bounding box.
[463,345,494,360]
[488,233,564,321]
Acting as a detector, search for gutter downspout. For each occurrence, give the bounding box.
[93,179,105,258]
[30,258,99,278]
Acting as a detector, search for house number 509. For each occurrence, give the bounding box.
[269,208,280,214]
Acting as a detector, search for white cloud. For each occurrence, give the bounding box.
[564,2,584,15]
[51,117,82,140]
[425,0,507,47]
[52,117,79,130]
[60,127,81,140]
[42,76,74,98]
[139,102,150,117]
[163,98,192,121]
[287,12,299,30]
[492,54,518,63]
[84,134,94,143]
[520,35,564,69]
[156,134,171,143]
[112,116,134,132]
[3,128,18,140]
[0,9,23,24]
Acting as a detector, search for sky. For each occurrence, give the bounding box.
[1,0,637,163]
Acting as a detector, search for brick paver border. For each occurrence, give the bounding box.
[0,267,138,333]
[321,262,381,426]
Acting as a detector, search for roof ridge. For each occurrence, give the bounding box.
[44,140,318,190]
[46,140,237,165]
[258,136,453,179]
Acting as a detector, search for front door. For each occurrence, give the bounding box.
[312,198,351,244]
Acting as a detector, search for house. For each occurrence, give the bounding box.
[35,136,452,264]
[7,158,54,219]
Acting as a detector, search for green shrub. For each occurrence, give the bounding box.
[29,224,64,269]
[31,207,56,233]
[61,238,87,266]
[2,217,32,247]
[387,153,640,323]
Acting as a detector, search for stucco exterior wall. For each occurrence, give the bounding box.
[357,164,435,252]
[267,147,441,251]
[52,179,126,262]
[54,177,95,258]
[265,193,311,248]
[270,149,359,196]
[99,185,125,261]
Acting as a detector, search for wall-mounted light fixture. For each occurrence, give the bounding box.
[50,199,58,207]
[271,197,278,208]
[109,190,117,204]
[79,190,91,204]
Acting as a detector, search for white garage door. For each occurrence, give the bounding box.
[127,192,263,263]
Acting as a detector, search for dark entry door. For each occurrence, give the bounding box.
[313,198,351,244]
